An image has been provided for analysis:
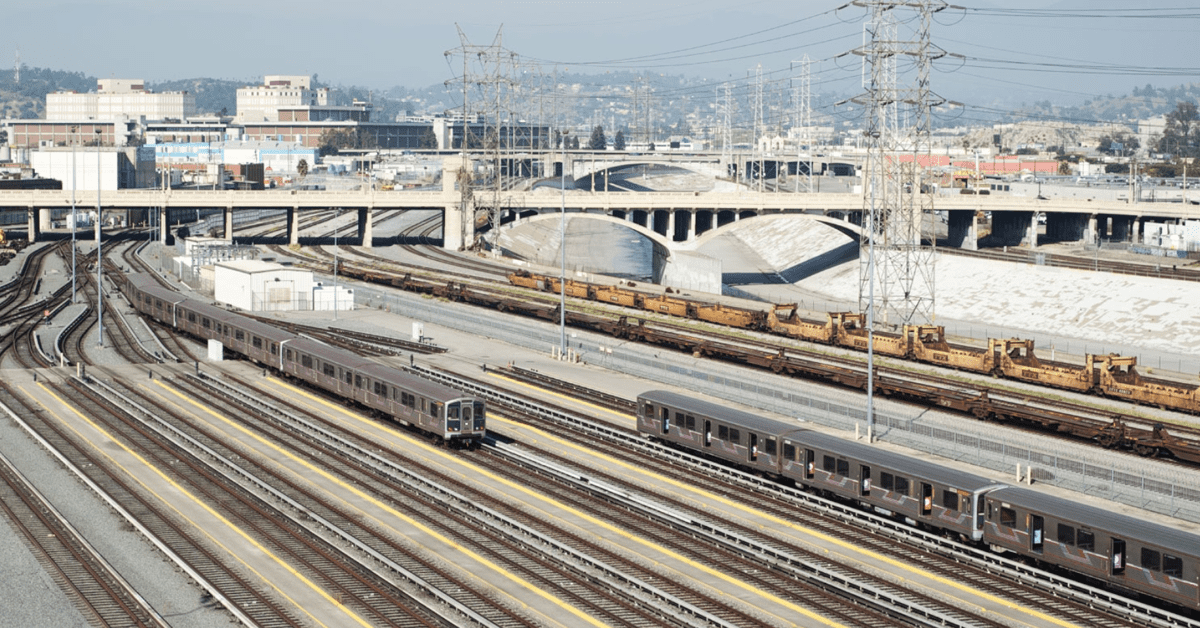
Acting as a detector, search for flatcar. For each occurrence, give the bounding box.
[508,271,1200,417]
[637,389,1200,612]
[121,273,485,446]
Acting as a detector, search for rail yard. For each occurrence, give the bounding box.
[1,208,1199,628]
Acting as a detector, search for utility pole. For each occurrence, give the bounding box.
[95,128,104,348]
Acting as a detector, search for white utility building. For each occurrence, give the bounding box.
[213,259,353,312]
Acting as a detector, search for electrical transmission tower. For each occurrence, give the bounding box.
[850,0,947,328]
[14,47,19,84]
[792,55,813,193]
[446,26,519,251]
[751,65,764,191]
[720,84,733,177]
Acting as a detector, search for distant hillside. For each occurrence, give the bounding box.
[0,66,95,119]
[148,77,246,116]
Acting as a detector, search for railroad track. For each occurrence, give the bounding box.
[0,380,295,627]
[203,370,905,626]
[60,371,464,627]
[0,449,170,628]
[418,364,1197,628]
[332,260,1200,466]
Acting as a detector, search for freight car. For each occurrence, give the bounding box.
[637,389,1200,612]
[120,273,486,447]
[509,271,1200,416]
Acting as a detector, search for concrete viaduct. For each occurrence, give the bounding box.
[3,181,1197,252]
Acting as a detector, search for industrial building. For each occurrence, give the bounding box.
[47,79,196,121]
[213,259,354,313]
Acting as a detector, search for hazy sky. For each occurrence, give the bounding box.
[8,0,1198,110]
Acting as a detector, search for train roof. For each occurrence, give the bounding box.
[639,390,996,492]
[795,430,999,492]
[285,336,473,403]
[987,486,1200,556]
[639,390,792,435]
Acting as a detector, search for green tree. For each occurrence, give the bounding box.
[613,130,626,151]
[570,136,580,150]
[418,127,438,149]
[1156,101,1200,158]
[296,158,309,178]
[588,125,607,151]
[316,128,378,156]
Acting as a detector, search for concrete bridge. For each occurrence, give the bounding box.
[3,182,1197,251]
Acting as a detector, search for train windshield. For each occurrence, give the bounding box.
[473,401,485,430]
[447,402,461,432]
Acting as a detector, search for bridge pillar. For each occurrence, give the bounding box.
[1085,214,1098,243]
[357,207,373,247]
[159,208,169,244]
[288,207,299,245]
[683,210,695,241]
[1026,212,1038,248]
[1131,218,1141,244]
[946,209,978,250]
[667,210,676,242]
[27,207,39,243]
[224,206,234,239]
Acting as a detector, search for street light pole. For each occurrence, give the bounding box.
[333,208,339,321]
[70,125,77,304]
[95,128,104,348]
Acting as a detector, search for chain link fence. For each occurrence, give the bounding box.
[355,284,1200,523]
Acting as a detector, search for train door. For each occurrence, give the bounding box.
[660,407,670,434]
[1029,515,1044,553]
[1111,539,1126,576]
[859,465,871,497]
[804,450,815,480]
[920,483,933,516]
[749,433,758,462]
[704,420,711,447]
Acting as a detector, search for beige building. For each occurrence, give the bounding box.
[235,75,338,123]
[47,79,196,121]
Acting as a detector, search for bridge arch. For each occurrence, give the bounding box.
[681,211,863,251]
[498,212,676,281]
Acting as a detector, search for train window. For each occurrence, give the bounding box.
[270,343,278,355]
[1163,554,1183,578]
[301,355,312,369]
[430,401,441,416]
[354,375,363,389]
[1077,530,1095,552]
[1030,515,1044,553]
[285,349,293,361]
[474,402,485,429]
[685,415,696,431]
[942,490,959,511]
[343,370,352,384]
[323,363,335,378]
[1057,524,1075,546]
[202,318,211,329]
[448,403,460,419]
[235,330,245,341]
[718,425,729,440]
[252,337,262,349]
[728,429,740,445]
[999,507,1017,528]
[188,312,197,323]
[880,472,894,491]
[764,437,776,456]
[836,458,849,477]
[894,476,909,496]
[822,455,836,474]
[401,392,414,408]
[1141,548,1161,572]
[783,442,796,461]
